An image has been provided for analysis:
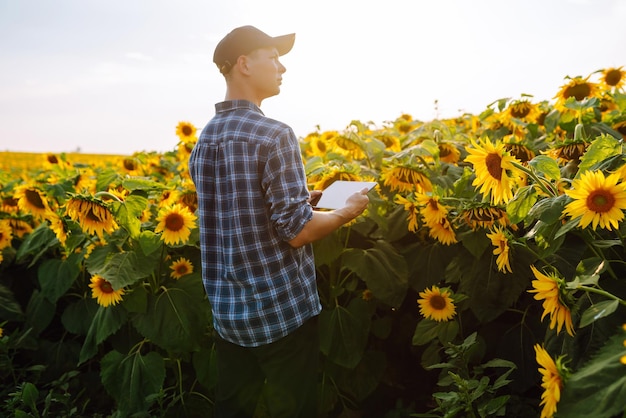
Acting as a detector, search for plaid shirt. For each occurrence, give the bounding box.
[188,100,321,347]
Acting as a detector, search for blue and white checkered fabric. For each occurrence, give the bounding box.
[189,100,321,347]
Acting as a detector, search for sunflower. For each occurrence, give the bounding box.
[465,138,521,205]
[551,141,588,162]
[621,324,626,365]
[415,192,448,227]
[528,265,575,336]
[534,344,568,418]
[394,113,416,134]
[175,121,197,143]
[122,157,140,173]
[563,170,626,231]
[48,213,69,246]
[8,218,33,238]
[428,217,457,245]
[381,165,433,194]
[554,75,600,111]
[418,285,457,322]
[500,99,541,130]
[1,196,19,213]
[394,194,420,232]
[613,120,626,139]
[461,204,510,231]
[65,195,118,239]
[438,142,461,164]
[154,203,197,245]
[309,132,336,157]
[169,257,193,279]
[312,169,362,191]
[376,133,402,153]
[504,142,535,163]
[13,185,51,219]
[599,66,625,91]
[0,220,13,250]
[89,274,125,307]
[334,135,366,160]
[486,227,512,273]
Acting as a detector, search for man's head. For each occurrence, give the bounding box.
[213,26,295,76]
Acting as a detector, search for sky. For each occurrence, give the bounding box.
[1,0,625,155]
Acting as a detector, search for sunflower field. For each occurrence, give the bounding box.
[1,67,626,418]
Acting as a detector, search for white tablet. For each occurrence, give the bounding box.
[313,180,377,210]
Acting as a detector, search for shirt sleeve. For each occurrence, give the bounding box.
[262,126,313,241]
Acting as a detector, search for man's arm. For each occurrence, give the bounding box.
[288,188,370,248]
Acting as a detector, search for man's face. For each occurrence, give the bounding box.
[246,47,286,99]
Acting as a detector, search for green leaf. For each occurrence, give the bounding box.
[193,345,217,390]
[319,297,372,369]
[137,230,162,256]
[122,177,168,191]
[412,319,440,346]
[529,155,561,182]
[79,305,128,365]
[506,185,538,224]
[341,240,408,308]
[579,300,619,328]
[90,250,155,289]
[96,168,121,192]
[20,382,39,413]
[15,224,58,267]
[558,332,626,417]
[437,320,459,345]
[555,216,581,239]
[62,298,99,335]
[111,194,148,238]
[131,276,209,353]
[0,283,24,321]
[528,194,567,224]
[100,349,166,415]
[577,134,622,175]
[37,254,81,303]
[313,233,344,267]
[459,229,490,259]
[24,290,55,337]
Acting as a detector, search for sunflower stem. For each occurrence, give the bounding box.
[94,191,123,202]
[511,161,557,197]
[577,285,626,306]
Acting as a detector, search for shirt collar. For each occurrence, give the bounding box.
[215,100,264,116]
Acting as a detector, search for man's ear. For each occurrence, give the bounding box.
[235,55,251,75]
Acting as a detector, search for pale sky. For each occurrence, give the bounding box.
[1,0,625,155]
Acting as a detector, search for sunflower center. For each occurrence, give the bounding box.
[176,265,189,275]
[510,103,531,118]
[47,154,59,164]
[182,126,193,136]
[429,295,447,310]
[485,153,503,180]
[25,189,46,209]
[165,213,184,231]
[587,190,615,213]
[86,207,102,222]
[564,83,591,101]
[100,280,114,294]
[605,69,623,87]
[123,159,138,171]
[439,144,452,157]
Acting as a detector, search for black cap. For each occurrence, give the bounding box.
[213,26,295,75]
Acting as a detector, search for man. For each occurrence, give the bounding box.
[188,25,370,417]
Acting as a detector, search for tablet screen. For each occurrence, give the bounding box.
[314,180,377,210]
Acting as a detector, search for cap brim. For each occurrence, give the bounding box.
[273,33,295,56]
